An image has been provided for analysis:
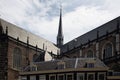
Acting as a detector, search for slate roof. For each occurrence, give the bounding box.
[24,58,107,71]
[0,18,59,53]
[61,16,120,53]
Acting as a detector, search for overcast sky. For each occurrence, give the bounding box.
[0,0,120,44]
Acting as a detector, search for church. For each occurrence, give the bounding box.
[0,8,120,80]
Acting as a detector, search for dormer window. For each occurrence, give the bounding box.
[30,64,37,71]
[87,63,94,68]
[31,66,37,71]
[57,61,65,69]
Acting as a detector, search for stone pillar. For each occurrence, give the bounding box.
[116,34,120,54]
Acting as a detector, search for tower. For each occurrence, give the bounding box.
[57,7,64,48]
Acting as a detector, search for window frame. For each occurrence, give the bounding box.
[98,72,106,80]
[21,76,27,80]
[13,47,22,69]
[39,75,46,80]
[30,75,36,80]
[77,73,85,80]
[57,74,65,80]
[102,42,113,59]
[87,63,94,68]
[33,54,38,62]
[57,61,65,69]
[87,73,95,80]
[49,74,56,80]
[66,73,74,80]
[86,50,94,58]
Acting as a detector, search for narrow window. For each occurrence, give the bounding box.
[103,43,112,59]
[33,54,38,62]
[13,47,22,69]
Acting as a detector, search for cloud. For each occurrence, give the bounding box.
[0,0,120,44]
[62,6,116,43]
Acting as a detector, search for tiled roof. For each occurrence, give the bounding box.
[24,58,107,71]
[61,16,120,53]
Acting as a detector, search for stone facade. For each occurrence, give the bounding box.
[61,17,120,70]
[0,18,59,80]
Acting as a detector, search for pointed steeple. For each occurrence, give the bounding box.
[57,6,64,48]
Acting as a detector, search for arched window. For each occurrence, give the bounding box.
[103,43,113,59]
[13,47,22,69]
[87,50,94,58]
[33,54,38,62]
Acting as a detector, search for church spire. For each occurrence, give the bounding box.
[57,6,64,48]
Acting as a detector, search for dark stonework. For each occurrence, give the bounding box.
[0,34,8,80]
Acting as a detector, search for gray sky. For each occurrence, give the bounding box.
[0,0,120,44]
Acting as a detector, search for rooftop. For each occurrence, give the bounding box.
[23,58,108,72]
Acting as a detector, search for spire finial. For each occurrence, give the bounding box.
[57,1,64,48]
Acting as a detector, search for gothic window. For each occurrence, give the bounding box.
[33,54,38,62]
[87,50,94,58]
[13,47,22,69]
[103,43,113,59]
